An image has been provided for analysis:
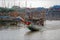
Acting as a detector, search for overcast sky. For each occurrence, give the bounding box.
[0,0,60,8]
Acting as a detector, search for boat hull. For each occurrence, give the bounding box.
[27,25,41,31]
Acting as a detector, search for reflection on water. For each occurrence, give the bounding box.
[0,25,20,30]
[25,31,44,40]
[25,31,39,36]
[0,23,25,30]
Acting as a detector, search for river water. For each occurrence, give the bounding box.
[0,20,60,40]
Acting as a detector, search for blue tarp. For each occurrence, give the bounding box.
[0,16,21,21]
[0,16,10,18]
[14,18,21,21]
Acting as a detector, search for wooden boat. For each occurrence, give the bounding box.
[25,19,44,31]
[26,22,43,31]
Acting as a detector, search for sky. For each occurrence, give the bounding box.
[0,0,60,8]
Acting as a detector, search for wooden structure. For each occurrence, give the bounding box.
[28,10,46,26]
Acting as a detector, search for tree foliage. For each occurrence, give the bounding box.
[0,7,15,13]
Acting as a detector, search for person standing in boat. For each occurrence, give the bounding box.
[39,18,44,26]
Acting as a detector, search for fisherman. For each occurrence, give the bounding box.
[39,18,44,26]
[19,17,40,31]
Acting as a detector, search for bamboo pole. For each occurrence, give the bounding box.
[19,0,20,7]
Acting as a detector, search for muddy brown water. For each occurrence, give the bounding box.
[0,20,60,40]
